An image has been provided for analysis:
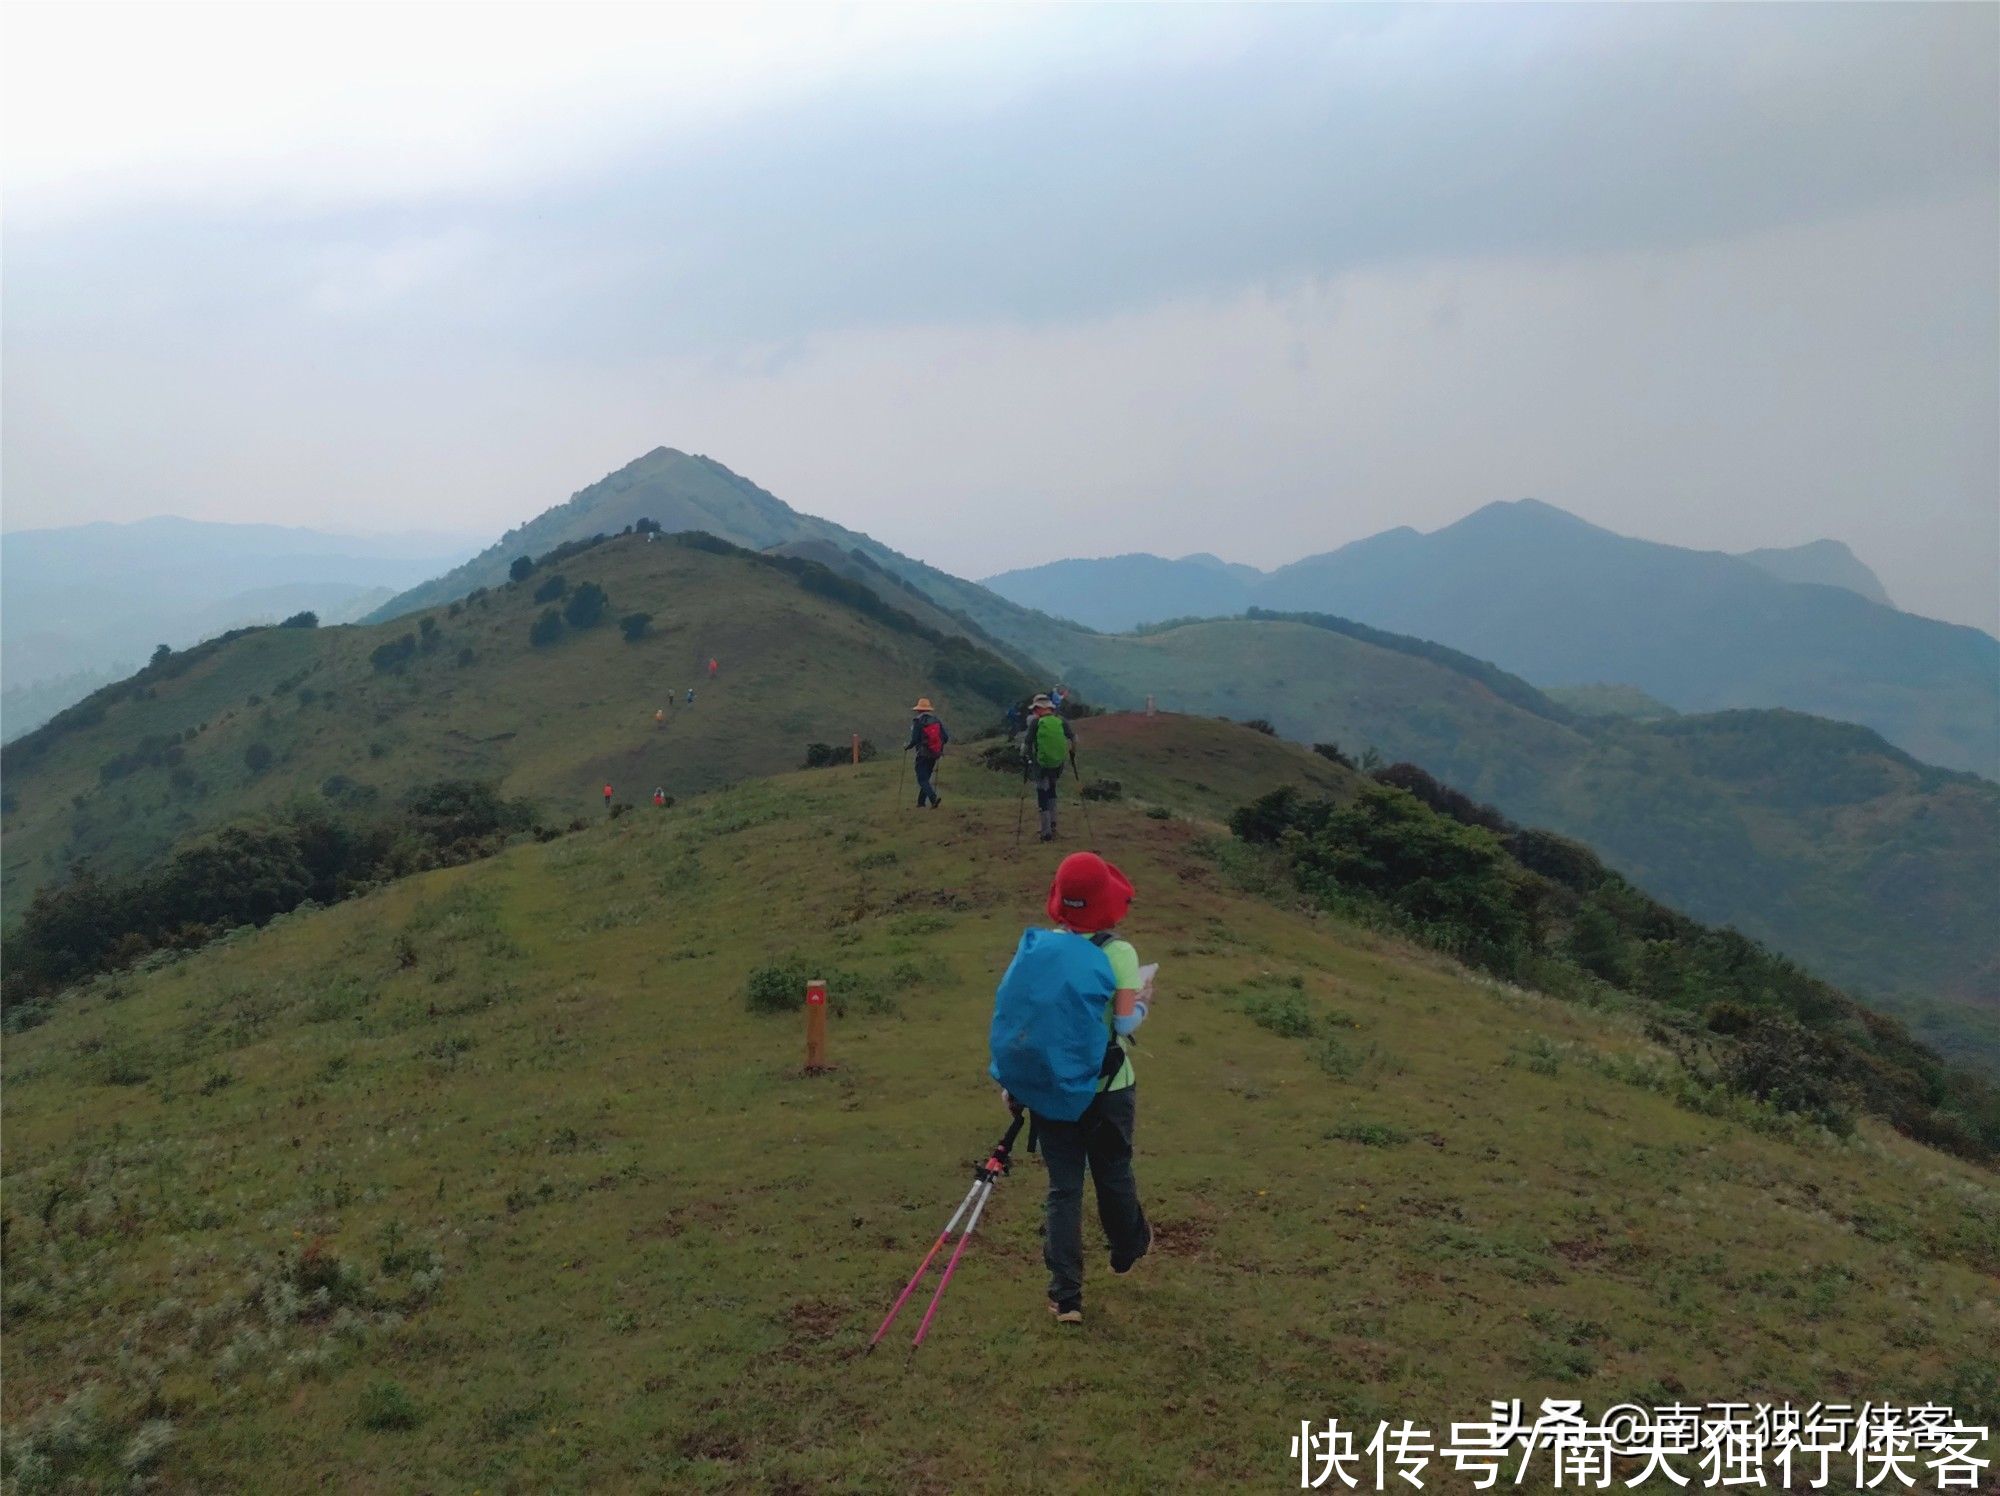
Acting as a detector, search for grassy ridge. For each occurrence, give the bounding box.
[4,738,1995,1490]
[313,445,1995,1027]
[0,533,1035,917]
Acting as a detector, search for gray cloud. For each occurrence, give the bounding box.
[4,4,1995,629]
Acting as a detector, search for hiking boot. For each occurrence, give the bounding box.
[1111,1223,1153,1277]
[1038,830,1054,843]
[1047,1298,1084,1325]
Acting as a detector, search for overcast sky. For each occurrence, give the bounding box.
[4,3,1995,630]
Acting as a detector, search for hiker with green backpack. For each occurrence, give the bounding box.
[989,851,1154,1325]
[1024,694,1076,842]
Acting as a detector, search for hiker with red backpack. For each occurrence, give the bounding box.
[989,852,1154,1326]
[904,698,950,809]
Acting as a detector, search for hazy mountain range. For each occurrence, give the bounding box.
[982,502,1998,778]
[11,450,1995,1053]
[983,522,1900,625]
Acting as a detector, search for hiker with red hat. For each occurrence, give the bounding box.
[903,697,950,809]
[987,852,1155,1326]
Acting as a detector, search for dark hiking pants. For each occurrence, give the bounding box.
[914,753,940,806]
[1031,764,1064,834]
[1038,1086,1147,1306]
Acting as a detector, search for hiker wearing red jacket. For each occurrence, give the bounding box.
[602,783,613,811]
[904,698,950,809]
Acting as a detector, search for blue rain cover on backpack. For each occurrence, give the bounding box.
[988,928,1117,1122]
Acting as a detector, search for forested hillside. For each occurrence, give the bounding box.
[1,531,1036,915]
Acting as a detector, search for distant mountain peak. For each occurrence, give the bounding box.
[367,445,830,621]
[1451,497,1603,534]
[1738,538,1894,607]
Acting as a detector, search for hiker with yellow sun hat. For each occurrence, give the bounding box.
[903,698,951,809]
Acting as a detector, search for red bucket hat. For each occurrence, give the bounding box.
[1046,852,1134,933]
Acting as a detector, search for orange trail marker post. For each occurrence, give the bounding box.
[805,979,828,1071]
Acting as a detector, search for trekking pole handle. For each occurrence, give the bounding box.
[980,1107,1026,1181]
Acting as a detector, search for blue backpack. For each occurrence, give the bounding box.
[988,929,1123,1122]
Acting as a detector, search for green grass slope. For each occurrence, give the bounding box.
[1060,710,1362,820]
[1016,619,2000,1020]
[1060,618,1591,810]
[1,533,1034,915]
[6,744,1994,1490]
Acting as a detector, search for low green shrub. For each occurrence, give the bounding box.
[1242,989,1315,1039]
[746,958,815,1015]
[804,741,877,769]
[356,1379,421,1432]
[1325,1121,1410,1147]
[744,958,893,1017]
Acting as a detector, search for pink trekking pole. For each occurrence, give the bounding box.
[909,1176,996,1349]
[867,1177,984,1351]
[867,1109,1026,1353]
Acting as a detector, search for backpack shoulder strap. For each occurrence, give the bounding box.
[1084,931,1129,1077]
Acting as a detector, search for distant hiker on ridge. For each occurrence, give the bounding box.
[655,708,665,728]
[1005,701,1025,741]
[709,657,718,678]
[686,687,696,706]
[904,698,950,809]
[989,852,1153,1327]
[1025,694,1076,842]
[603,782,614,811]
[652,787,666,807]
